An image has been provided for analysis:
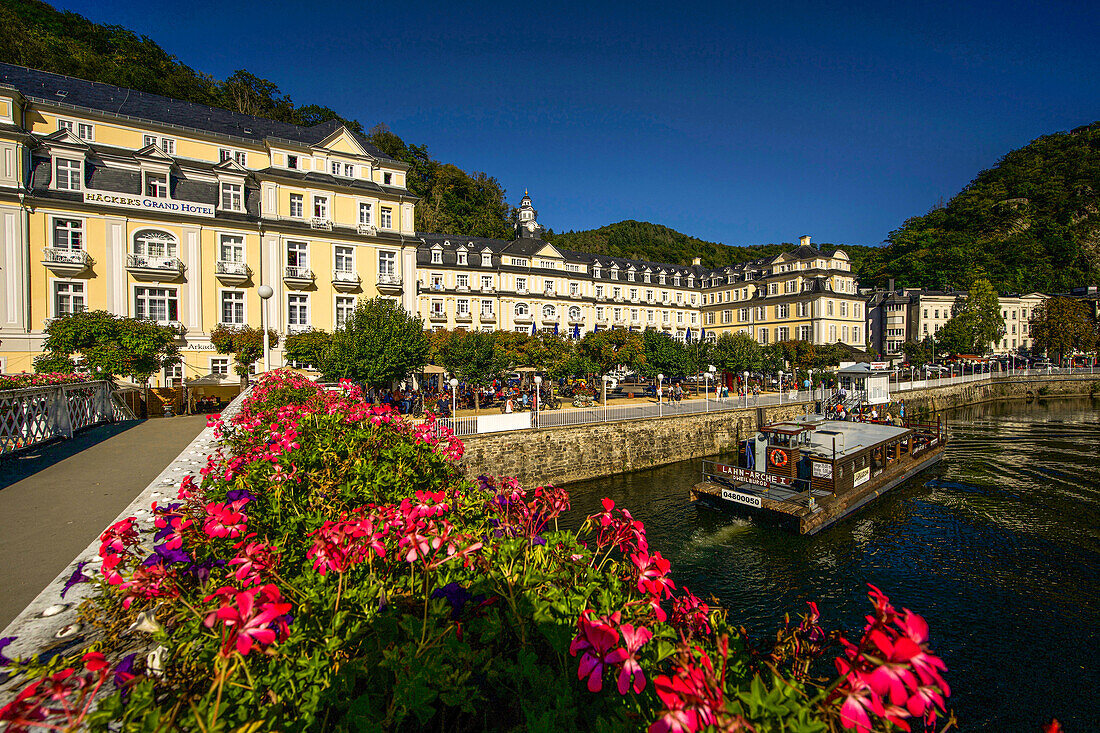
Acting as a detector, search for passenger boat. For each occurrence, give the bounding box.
[690,415,947,535]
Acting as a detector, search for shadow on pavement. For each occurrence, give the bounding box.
[0,420,145,491]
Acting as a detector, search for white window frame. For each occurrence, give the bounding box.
[378,250,397,276]
[133,230,178,258]
[53,279,86,317]
[431,247,443,264]
[358,202,372,225]
[287,294,310,329]
[335,295,356,328]
[144,172,169,198]
[219,234,245,264]
[313,195,329,220]
[334,245,354,273]
[287,240,308,269]
[134,285,179,324]
[220,289,246,325]
[220,182,244,212]
[55,158,82,191]
[380,207,393,229]
[210,357,231,376]
[52,217,84,251]
[290,193,304,218]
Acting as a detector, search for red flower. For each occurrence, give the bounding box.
[203,499,249,539]
[203,584,292,658]
[569,610,627,693]
[616,623,652,695]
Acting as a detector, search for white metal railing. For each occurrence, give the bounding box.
[0,381,119,456]
[215,260,250,276]
[378,273,402,287]
[42,248,91,266]
[127,254,182,272]
[285,265,314,281]
[332,269,361,285]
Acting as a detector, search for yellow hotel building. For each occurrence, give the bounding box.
[0,63,419,383]
[700,237,865,346]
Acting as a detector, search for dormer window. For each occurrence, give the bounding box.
[220,149,246,166]
[143,135,175,154]
[481,251,492,267]
[287,155,298,170]
[144,172,169,198]
[431,247,443,264]
[383,172,393,185]
[594,267,601,278]
[644,273,651,283]
[627,271,635,282]
[457,249,468,265]
[345,163,355,177]
[221,182,243,211]
[54,158,82,191]
[59,119,93,141]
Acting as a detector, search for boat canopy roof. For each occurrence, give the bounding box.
[761,422,814,436]
[787,417,911,459]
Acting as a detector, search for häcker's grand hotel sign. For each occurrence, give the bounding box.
[83,191,216,218]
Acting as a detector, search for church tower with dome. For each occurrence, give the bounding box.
[515,190,545,239]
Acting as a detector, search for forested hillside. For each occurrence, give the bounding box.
[861,122,1100,293]
[547,220,878,270]
[0,0,514,239]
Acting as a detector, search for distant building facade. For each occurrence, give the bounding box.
[906,290,1046,355]
[865,283,919,356]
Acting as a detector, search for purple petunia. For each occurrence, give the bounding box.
[0,636,15,667]
[60,561,92,599]
[226,489,257,505]
[431,583,485,620]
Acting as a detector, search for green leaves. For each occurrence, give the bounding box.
[36,310,180,381]
[322,298,429,388]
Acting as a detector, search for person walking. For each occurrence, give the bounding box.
[673,382,683,403]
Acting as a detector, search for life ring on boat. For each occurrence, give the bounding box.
[768,448,788,468]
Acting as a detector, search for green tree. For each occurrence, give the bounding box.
[538,332,577,381]
[1028,296,1099,364]
[576,329,646,376]
[322,298,428,388]
[937,279,1005,354]
[640,331,690,380]
[761,343,785,375]
[283,329,331,370]
[712,332,762,376]
[439,331,507,411]
[35,310,179,382]
[902,337,935,367]
[210,325,280,386]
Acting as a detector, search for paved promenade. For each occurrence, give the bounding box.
[0,415,207,629]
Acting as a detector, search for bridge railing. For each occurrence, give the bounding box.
[0,381,121,457]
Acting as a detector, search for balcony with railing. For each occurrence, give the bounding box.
[568,314,585,325]
[42,248,91,276]
[332,268,362,292]
[215,260,251,285]
[284,265,315,288]
[542,314,559,325]
[429,310,448,322]
[377,272,403,294]
[287,322,311,334]
[455,311,472,322]
[126,253,183,280]
[479,311,497,323]
[480,284,496,293]
[516,287,529,296]
[514,311,533,323]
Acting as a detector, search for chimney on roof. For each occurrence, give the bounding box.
[889,278,895,292]
[692,257,702,266]
[800,235,811,247]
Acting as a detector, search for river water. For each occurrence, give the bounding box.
[561,397,1100,731]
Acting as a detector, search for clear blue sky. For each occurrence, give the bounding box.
[56,0,1099,247]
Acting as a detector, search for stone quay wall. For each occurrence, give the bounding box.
[458,375,1100,489]
[459,401,812,488]
[898,374,1100,414]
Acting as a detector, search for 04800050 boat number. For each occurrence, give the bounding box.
[721,488,763,508]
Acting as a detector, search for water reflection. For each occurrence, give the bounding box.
[560,397,1100,731]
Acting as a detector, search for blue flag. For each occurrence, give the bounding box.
[685,329,692,342]
[573,324,580,339]
[745,440,755,470]
[554,322,559,335]
[530,322,536,336]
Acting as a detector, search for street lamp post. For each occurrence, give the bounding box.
[257,285,274,373]
[533,375,542,428]
[602,375,610,407]
[449,377,458,422]
[743,371,749,406]
[658,374,664,417]
[778,370,784,405]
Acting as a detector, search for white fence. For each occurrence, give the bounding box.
[0,381,122,457]
[423,367,1100,438]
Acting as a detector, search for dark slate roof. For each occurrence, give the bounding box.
[256,168,410,197]
[0,63,398,162]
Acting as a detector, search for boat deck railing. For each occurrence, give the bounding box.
[699,460,823,512]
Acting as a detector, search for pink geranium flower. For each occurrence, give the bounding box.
[202,584,291,658]
[569,610,626,692]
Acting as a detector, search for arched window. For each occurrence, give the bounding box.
[133,230,178,258]
[543,304,556,319]
[568,306,581,320]
[515,302,529,316]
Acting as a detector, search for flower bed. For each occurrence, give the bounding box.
[0,372,93,391]
[0,370,952,731]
